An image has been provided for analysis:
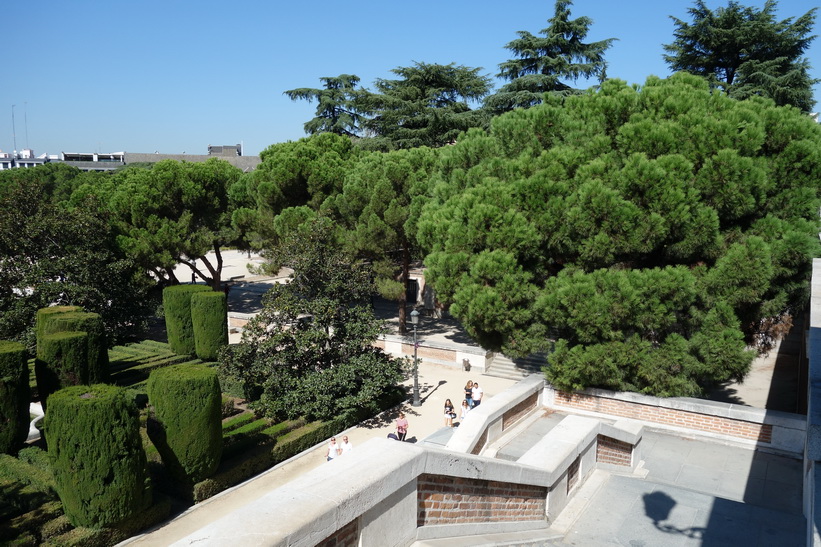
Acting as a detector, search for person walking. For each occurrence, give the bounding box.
[464,380,474,408]
[460,399,470,422]
[339,435,353,454]
[444,399,455,427]
[326,437,341,462]
[395,412,409,441]
[472,382,484,407]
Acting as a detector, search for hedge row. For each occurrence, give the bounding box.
[0,340,29,454]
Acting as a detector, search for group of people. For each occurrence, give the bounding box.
[326,435,353,462]
[444,380,483,427]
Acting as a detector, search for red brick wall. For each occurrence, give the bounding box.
[417,474,546,526]
[597,435,633,466]
[401,343,457,363]
[316,518,358,547]
[555,391,773,443]
[503,393,539,430]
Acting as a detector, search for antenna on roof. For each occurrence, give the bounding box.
[24,102,29,149]
[11,105,17,153]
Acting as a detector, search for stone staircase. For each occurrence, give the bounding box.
[484,352,547,380]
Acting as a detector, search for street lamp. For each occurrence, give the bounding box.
[410,309,421,407]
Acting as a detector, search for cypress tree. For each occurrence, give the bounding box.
[191,290,228,360]
[47,384,151,528]
[163,285,211,355]
[0,341,30,455]
[147,364,222,482]
[35,331,89,412]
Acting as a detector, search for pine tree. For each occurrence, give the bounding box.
[663,0,818,112]
[484,0,615,113]
[285,74,366,137]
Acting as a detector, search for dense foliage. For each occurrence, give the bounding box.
[47,384,151,528]
[663,0,817,112]
[285,74,366,137]
[485,0,615,113]
[147,364,222,483]
[191,291,228,360]
[163,285,211,355]
[39,310,108,383]
[35,331,89,410]
[0,171,153,349]
[0,341,29,454]
[220,219,403,421]
[417,74,821,396]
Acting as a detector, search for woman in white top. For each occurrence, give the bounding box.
[327,437,341,461]
[460,399,470,421]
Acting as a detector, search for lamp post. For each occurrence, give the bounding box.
[410,309,421,407]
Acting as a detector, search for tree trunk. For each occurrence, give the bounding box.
[398,240,410,334]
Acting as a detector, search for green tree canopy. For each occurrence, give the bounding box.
[333,147,438,332]
[360,62,492,149]
[484,0,615,113]
[285,74,366,137]
[94,158,243,289]
[663,0,818,112]
[219,218,402,421]
[0,169,153,349]
[417,74,821,396]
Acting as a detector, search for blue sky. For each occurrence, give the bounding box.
[2,0,819,157]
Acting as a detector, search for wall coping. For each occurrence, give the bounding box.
[379,332,489,356]
[570,386,806,430]
[447,374,545,453]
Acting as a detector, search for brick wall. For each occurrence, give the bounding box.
[502,393,539,431]
[417,474,546,526]
[316,518,358,547]
[555,391,773,443]
[401,343,457,363]
[597,435,633,466]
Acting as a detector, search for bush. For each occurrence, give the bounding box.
[35,306,83,346]
[0,340,30,454]
[40,312,108,383]
[162,285,211,355]
[46,384,151,529]
[147,364,222,483]
[35,331,88,412]
[191,291,228,360]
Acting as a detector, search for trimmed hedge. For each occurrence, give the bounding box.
[163,285,211,355]
[147,364,222,483]
[35,331,89,412]
[41,312,108,383]
[191,291,228,360]
[46,384,151,529]
[0,340,30,454]
[35,306,83,345]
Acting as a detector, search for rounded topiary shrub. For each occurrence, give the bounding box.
[40,311,108,383]
[46,384,151,529]
[191,290,228,360]
[163,285,211,355]
[35,331,88,412]
[147,364,222,483]
[0,341,30,455]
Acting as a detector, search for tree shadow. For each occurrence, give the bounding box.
[643,491,705,540]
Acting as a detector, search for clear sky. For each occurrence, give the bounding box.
[2,0,819,157]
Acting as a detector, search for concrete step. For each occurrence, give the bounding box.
[484,353,546,380]
[411,527,566,547]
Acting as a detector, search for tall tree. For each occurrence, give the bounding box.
[333,147,437,332]
[417,73,821,397]
[0,172,154,349]
[663,0,818,112]
[284,74,366,137]
[484,0,615,113]
[219,218,402,421]
[360,62,492,149]
[100,158,243,289]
